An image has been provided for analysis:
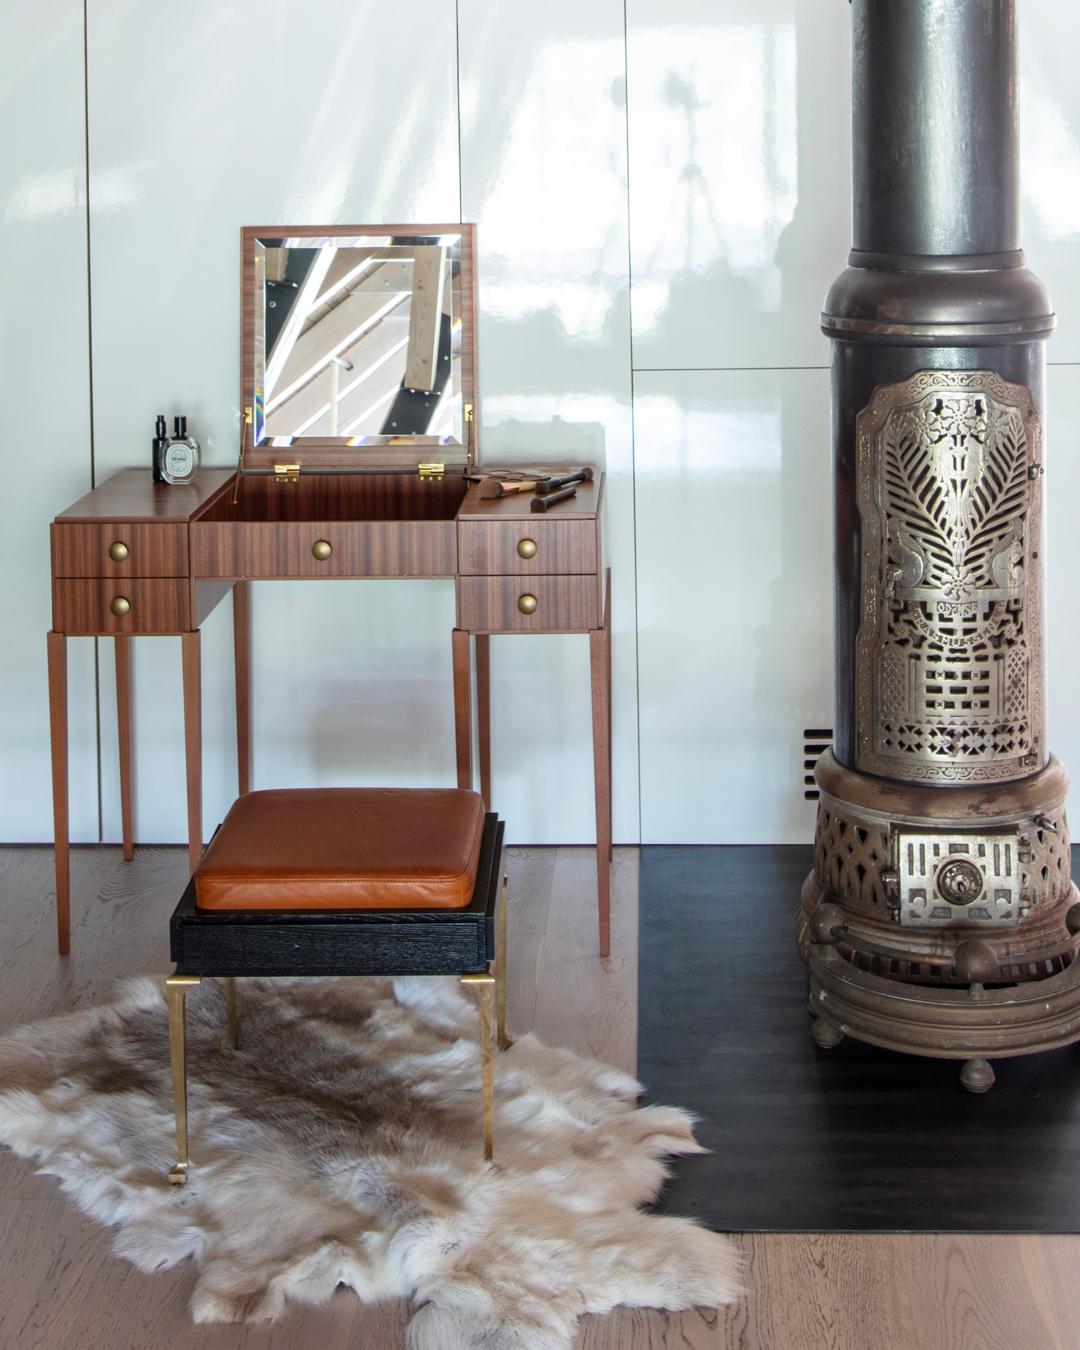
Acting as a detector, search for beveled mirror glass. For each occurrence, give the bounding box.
[241,225,475,469]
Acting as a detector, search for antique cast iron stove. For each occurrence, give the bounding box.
[798,0,1080,1091]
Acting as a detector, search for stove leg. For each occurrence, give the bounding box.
[960,1058,995,1094]
[810,1016,844,1050]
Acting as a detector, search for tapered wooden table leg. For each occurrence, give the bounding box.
[590,606,612,958]
[181,631,203,877]
[452,628,473,791]
[476,634,492,809]
[604,571,613,862]
[47,632,70,956]
[233,581,252,797]
[114,635,135,862]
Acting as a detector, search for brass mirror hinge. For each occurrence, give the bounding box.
[274,463,301,483]
[232,407,253,503]
[418,462,445,479]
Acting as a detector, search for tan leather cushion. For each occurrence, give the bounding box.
[194,788,486,911]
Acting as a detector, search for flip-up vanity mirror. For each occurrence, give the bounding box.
[199,224,477,539]
[48,221,611,961]
[251,228,472,450]
[196,223,479,559]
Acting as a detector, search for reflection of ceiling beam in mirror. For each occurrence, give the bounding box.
[403,246,447,393]
[342,385,399,437]
[379,311,453,437]
[265,290,410,411]
[264,248,288,283]
[305,262,414,328]
[263,248,335,395]
[313,252,378,306]
[269,314,411,436]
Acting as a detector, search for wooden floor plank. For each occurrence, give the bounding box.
[1,844,1079,1350]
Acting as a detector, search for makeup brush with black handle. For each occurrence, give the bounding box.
[534,466,593,495]
[531,485,578,512]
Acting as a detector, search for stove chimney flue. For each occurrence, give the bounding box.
[853,0,1019,259]
[799,0,1080,1092]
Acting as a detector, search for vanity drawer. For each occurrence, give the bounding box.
[52,522,189,578]
[191,520,458,578]
[457,519,597,576]
[53,579,190,635]
[457,575,600,632]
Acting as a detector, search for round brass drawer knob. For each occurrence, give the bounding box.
[108,540,129,562]
[517,593,538,616]
[110,596,131,617]
[516,537,537,560]
[312,539,332,561]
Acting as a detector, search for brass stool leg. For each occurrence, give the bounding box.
[461,972,497,1161]
[165,973,201,1184]
[496,874,511,1051]
[221,977,238,1051]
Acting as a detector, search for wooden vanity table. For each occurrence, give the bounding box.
[47,223,612,958]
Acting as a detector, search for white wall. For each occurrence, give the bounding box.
[4,0,1080,846]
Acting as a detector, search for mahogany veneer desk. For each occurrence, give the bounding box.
[47,467,612,956]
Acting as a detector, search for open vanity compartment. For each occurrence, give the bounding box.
[191,473,466,578]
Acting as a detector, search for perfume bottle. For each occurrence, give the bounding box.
[162,415,200,485]
[152,414,168,482]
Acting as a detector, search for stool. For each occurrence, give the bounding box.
[165,787,506,1184]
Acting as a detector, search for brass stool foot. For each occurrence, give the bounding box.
[461,971,497,1161]
[496,874,511,1051]
[165,973,201,1184]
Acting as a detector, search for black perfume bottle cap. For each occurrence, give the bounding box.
[174,415,187,437]
[156,414,167,437]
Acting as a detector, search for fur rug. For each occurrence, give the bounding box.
[0,975,739,1346]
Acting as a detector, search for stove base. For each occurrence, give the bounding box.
[800,921,1080,1088]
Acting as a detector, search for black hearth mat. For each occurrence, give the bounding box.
[638,844,1080,1233]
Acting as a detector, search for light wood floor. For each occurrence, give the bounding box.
[2,844,1080,1349]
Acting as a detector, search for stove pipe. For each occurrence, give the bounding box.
[798,0,1080,1092]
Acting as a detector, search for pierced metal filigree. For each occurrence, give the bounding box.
[813,796,1071,929]
[813,803,893,912]
[855,371,1045,783]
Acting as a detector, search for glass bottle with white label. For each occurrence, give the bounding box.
[162,415,200,484]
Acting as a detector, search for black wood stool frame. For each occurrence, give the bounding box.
[165,814,506,1184]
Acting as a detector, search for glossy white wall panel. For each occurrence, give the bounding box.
[636,368,832,843]
[1,1,98,843]
[88,0,461,842]
[625,0,850,372]
[9,0,1080,851]
[458,0,639,842]
[1021,1,1080,363]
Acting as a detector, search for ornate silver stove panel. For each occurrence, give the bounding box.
[854,370,1043,786]
[894,828,1022,928]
